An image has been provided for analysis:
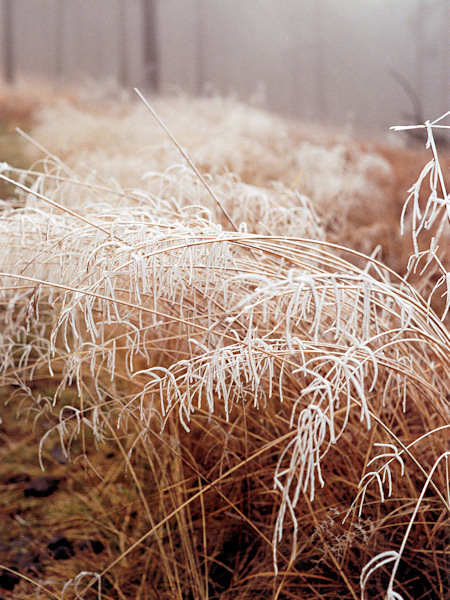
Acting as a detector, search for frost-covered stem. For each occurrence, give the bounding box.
[134,88,239,232]
[0,172,118,240]
[424,118,449,225]
[386,452,449,599]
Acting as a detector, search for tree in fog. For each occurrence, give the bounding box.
[2,0,14,82]
[142,0,159,91]
[54,0,66,79]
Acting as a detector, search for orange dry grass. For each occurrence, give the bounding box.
[0,85,448,600]
[2,361,447,599]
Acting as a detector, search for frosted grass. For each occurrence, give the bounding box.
[0,101,448,598]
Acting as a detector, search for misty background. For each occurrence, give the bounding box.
[1,0,448,133]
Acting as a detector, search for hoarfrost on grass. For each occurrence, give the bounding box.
[0,94,448,598]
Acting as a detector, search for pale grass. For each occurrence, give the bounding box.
[0,93,448,599]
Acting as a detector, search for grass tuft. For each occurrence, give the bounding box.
[0,85,448,599]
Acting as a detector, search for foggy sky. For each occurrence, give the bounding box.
[1,0,448,133]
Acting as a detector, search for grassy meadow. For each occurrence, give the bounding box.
[0,83,448,599]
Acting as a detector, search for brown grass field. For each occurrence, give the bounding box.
[0,83,448,599]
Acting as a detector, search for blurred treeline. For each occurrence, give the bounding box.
[0,0,448,131]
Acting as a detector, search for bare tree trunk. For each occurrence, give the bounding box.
[313,0,327,119]
[413,0,428,104]
[441,0,449,113]
[118,0,128,87]
[142,0,159,91]
[54,0,65,79]
[195,0,204,95]
[2,0,14,83]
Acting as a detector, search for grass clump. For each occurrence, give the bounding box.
[0,90,448,599]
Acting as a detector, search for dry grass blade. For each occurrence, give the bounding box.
[134,88,239,233]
